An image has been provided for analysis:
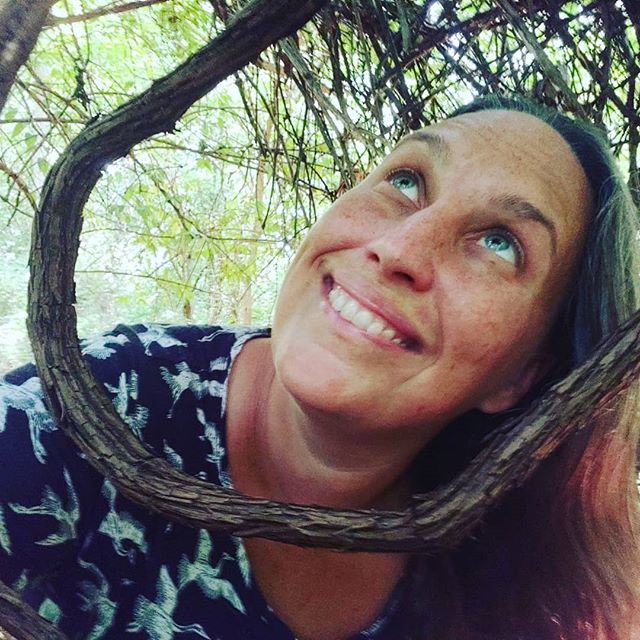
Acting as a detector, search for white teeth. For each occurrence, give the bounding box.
[328,288,347,311]
[341,299,359,322]
[366,320,385,336]
[328,284,408,345]
[352,308,375,330]
[381,328,396,340]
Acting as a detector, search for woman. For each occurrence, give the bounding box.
[0,95,638,640]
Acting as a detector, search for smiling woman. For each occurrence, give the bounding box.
[271,108,589,436]
[1,95,639,640]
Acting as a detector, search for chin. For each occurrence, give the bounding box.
[273,344,370,425]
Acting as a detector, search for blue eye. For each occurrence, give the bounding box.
[387,169,421,202]
[478,231,520,265]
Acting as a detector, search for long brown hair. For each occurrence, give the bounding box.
[404,95,640,639]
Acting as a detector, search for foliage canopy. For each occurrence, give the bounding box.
[0,0,638,369]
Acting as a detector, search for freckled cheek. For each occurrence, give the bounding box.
[308,205,379,249]
[446,304,538,368]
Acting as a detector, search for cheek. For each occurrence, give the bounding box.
[445,292,546,369]
[291,213,359,266]
[272,254,319,335]
[307,188,391,249]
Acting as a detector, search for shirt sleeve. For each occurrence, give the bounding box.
[0,325,151,589]
[0,322,236,592]
[0,369,98,588]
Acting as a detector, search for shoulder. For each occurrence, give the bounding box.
[83,324,269,484]
[75,323,269,384]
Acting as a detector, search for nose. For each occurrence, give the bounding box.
[365,212,438,291]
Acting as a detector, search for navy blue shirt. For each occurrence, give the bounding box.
[0,324,405,639]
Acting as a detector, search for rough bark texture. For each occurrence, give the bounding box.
[0,0,56,116]
[0,579,65,640]
[22,0,640,554]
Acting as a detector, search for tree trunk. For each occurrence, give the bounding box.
[0,0,57,116]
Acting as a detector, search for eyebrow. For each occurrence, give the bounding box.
[489,194,558,255]
[396,131,450,162]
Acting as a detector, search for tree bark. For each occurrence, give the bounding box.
[45,0,170,27]
[0,0,56,116]
[0,580,66,640]
[23,0,640,554]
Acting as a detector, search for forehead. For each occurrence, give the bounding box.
[399,110,575,162]
[397,110,587,185]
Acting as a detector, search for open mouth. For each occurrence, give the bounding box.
[324,276,421,351]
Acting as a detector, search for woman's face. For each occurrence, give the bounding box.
[272,110,591,441]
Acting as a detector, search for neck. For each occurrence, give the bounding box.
[228,338,418,510]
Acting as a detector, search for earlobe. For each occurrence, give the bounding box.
[477,353,552,414]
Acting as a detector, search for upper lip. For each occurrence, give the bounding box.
[325,273,425,349]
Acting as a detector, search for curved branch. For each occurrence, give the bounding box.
[0,579,67,640]
[31,261,640,553]
[23,0,640,556]
[45,0,170,27]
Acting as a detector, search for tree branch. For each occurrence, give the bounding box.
[494,0,586,117]
[0,159,37,211]
[0,579,67,640]
[0,0,57,116]
[23,0,340,533]
[22,0,640,558]
[45,0,171,27]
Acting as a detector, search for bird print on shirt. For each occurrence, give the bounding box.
[9,468,79,546]
[77,557,117,640]
[128,566,211,639]
[80,333,130,360]
[177,530,245,613]
[137,325,187,355]
[163,441,184,470]
[97,480,148,562]
[160,362,225,417]
[0,504,11,554]
[104,370,149,438]
[196,408,225,478]
[0,377,57,464]
[38,598,62,625]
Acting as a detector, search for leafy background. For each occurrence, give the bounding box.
[1,0,638,370]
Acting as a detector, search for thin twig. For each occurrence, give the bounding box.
[45,0,171,27]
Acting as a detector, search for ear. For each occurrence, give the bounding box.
[477,352,553,414]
